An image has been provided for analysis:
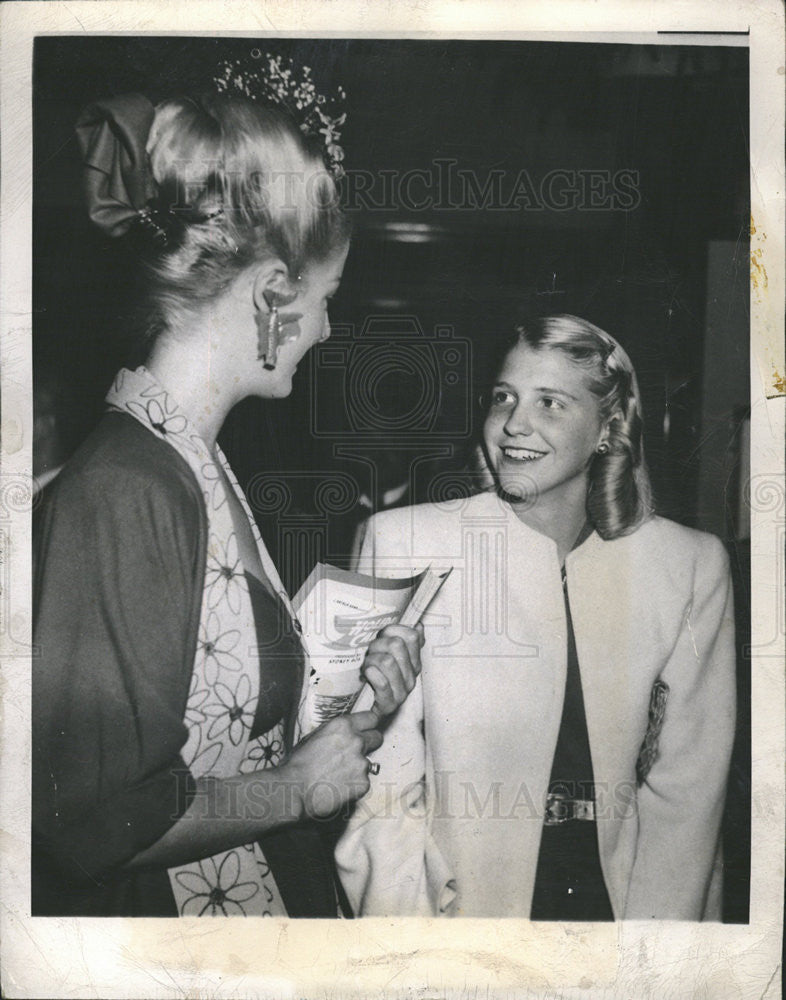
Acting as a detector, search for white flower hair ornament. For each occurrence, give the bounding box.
[214,51,347,179]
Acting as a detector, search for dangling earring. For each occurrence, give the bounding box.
[597,441,609,455]
[259,291,281,370]
[253,277,303,370]
[253,287,286,370]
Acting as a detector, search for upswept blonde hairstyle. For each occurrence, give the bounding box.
[483,314,654,539]
[143,94,349,337]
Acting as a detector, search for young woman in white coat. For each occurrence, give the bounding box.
[336,314,736,920]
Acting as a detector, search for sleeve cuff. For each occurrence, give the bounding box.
[38,757,196,883]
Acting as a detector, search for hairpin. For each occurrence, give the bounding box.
[137,206,174,247]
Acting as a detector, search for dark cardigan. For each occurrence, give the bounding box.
[32,412,336,916]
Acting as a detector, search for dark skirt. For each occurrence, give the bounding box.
[529,820,614,921]
[530,543,615,922]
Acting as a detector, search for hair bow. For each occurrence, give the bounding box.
[75,93,157,238]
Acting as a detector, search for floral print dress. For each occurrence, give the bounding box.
[107,366,308,916]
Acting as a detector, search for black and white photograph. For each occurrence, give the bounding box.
[1,2,783,997]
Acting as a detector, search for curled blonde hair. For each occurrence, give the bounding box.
[143,94,349,337]
[486,314,654,539]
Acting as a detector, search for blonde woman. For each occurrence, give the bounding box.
[33,92,422,917]
[337,314,735,920]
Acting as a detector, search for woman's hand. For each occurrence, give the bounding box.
[280,711,383,819]
[361,623,425,717]
[125,712,382,868]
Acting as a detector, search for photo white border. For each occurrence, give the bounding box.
[1,2,783,997]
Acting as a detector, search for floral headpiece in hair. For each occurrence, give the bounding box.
[213,51,347,179]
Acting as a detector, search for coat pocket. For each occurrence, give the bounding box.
[635,678,670,786]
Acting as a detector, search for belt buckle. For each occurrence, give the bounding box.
[544,792,570,826]
[544,792,595,825]
[573,799,594,821]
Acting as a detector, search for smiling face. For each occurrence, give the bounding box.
[483,343,609,515]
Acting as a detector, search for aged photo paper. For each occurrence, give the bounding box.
[1,0,783,996]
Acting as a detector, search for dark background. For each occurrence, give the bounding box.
[33,36,750,921]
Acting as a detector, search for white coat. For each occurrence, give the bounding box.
[335,491,736,919]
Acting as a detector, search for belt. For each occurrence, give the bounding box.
[544,792,596,826]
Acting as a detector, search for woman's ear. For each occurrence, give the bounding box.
[251,259,298,312]
[598,410,622,451]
